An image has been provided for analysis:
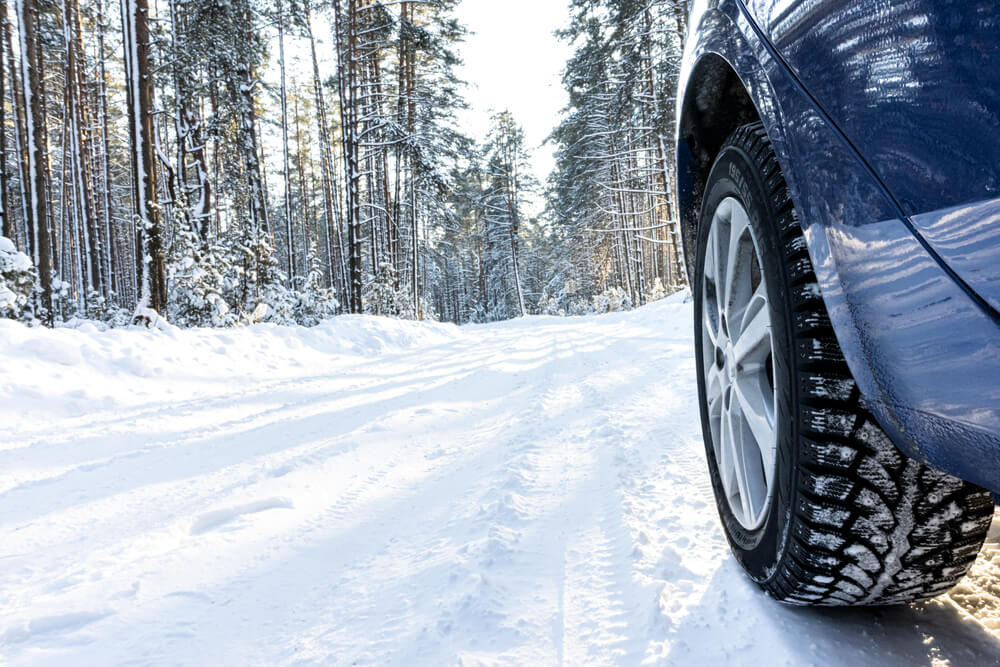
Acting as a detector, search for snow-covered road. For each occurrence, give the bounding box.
[2,294,998,665]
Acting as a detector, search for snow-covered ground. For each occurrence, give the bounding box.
[1,293,998,665]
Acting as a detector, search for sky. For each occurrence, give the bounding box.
[454,0,573,214]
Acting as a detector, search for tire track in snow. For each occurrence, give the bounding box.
[2,296,999,665]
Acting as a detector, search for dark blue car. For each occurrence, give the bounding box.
[676,0,999,605]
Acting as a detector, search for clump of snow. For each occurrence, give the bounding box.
[0,235,35,318]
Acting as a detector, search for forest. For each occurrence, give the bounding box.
[0,0,690,328]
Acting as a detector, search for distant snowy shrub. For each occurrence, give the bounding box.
[292,253,340,326]
[133,306,173,331]
[0,235,36,319]
[168,228,237,328]
[225,227,297,326]
[645,277,668,303]
[168,227,342,329]
[86,291,132,328]
[365,262,413,319]
[47,278,76,321]
[536,292,559,315]
[591,286,632,313]
[537,280,638,317]
[538,279,592,317]
[253,280,297,325]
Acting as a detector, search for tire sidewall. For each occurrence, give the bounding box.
[694,143,798,582]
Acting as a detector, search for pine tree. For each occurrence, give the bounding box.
[481,112,531,320]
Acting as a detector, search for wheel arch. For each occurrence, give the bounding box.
[676,53,762,286]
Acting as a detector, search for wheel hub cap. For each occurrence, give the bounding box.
[702,197,778,531]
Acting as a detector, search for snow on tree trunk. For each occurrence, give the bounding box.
[4,7,29,253]
[333,0,364,313]
[16,0,53,323]
[0,0,7,242]
[121,0,166,318]
[95,0,116,300]
[277,4,295,284]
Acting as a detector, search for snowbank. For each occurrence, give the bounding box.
[0,314,461,438]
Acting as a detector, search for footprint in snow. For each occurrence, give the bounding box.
[190,497,294,536]
[2,611,111,646]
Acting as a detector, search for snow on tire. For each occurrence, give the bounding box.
[694,121,995,606]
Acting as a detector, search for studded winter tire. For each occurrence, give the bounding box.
[694,122,995,606]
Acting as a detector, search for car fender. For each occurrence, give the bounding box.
[677,0,1000,493]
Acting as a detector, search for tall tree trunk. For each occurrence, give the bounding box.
[293,92,313,268]
[65,0,101,298]
[4,6,28,250]
[73,0,100,293]
[35,23,57,283]
[402,7,418,316]
[508,223,525,317]
[277,4,295,282]
[394,1,408,276]
[168,0,189,234]
[95,0,116,298]
[171,0,211,247]
[333,0,363,313]
[674,1,689,48]
[366,51,391,281]
[255,116,271,237]
[0,0,8,241]
[17,0,53,322]
[305,2,345,297]
[503,161,525,318]
[234,58,269,247]
[209,75,222,235]
[122,0,167,317]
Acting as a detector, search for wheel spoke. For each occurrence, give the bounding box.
[718,402,739,494]
[703,310,719,348]
[733,288,770,365]
[705,363,725,415]
[733,375,775,475]
[705,215,720,289]
[703,219,725,338]
[714,208,731,318]
[728,401,753,522]
[722,204,749,321]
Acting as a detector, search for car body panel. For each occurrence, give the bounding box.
[676,0,1000,494]
[909,198,1000,314]
[741,0,1000,327]
[741,0,1000,216]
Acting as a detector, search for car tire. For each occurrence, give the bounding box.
[694,121,995,605]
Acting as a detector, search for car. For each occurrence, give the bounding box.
[675,0,1000,606]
